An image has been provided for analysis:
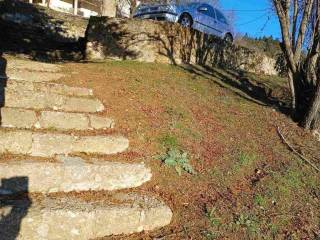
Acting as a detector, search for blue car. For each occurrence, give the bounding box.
[133,2,234,42]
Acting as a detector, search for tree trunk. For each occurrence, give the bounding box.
[302,81,320,129]
[101,0,116,17]
[130,0,137,16]
[288,70,296,111]
[73,0,78,15]
[272,0,320,131]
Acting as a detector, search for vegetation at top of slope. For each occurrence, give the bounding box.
[236,34,282,58]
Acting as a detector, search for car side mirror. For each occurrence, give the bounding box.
[198,7,208,12]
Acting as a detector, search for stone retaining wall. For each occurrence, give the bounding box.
[0,0,88,59]
[85,17,278,75]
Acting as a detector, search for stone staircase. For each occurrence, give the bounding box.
[0,58,172,239]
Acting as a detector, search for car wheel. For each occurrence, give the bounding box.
[224,33,233,44]
[179,13,193,28]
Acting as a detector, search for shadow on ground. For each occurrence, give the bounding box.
[0,52,7,123]
[180,64,290,114]
[0,0,85,61]
[0,177,32,240]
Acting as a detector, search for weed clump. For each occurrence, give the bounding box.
[159,148,196,176]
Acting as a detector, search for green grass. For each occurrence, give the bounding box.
[239,152,256,166]
[158,134,179,149]
[253,194,267,208]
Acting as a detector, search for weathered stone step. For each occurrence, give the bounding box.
[6,58,61,73]
[5,89,104,112]
[0,130,129,157]
[0,193,173,239]
[6,70,65,82]
[0,156,151,193]
[6,79,93,97]
[1,108,114,130]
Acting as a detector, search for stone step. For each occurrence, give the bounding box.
[1,108,114,130]
[6,58,61,73]
[0,193,173,239]
[6,79,93,97]
[5,89,105,113]
[0,130,129,157]
[0,156,151,193]
[6,70,65,82]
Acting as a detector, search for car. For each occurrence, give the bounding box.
[133,1,234,43]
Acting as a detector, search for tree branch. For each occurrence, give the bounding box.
[277,127,320,172]
[292,0,299,48]
[294,0,316,62]
[273,0,297,72]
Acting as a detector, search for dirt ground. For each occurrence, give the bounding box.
[14,58,320,239]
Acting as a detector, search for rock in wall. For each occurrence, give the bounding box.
[85,17,278,76]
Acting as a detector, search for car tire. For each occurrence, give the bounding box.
[224,33,233,44]
[179,13,193,28]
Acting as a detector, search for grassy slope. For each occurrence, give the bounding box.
[59,60,319,240]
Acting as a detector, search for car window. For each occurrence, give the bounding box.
[197,4,216,19]
[215,9,228,24]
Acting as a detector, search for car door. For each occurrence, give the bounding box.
[214,8,229,37]
[194,4,219,36]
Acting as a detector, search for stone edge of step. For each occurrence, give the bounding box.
[6,79,94,97]
[0,156,152,193]
[0,107,115,131]
[0,130,129,157]
[0,193,173,238]
[4,89,105,113]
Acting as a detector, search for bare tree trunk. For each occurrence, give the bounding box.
[303,81,320,129]
[130,0,137,16]
[101,0,116,17]
[288,70,296,110]
[73,0,78,15]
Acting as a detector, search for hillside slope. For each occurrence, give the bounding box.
[54,59,319,239]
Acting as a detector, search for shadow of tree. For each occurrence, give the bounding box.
[0,177,32,240]
[85,17,139,60]
[86,18,262,70]
[86,17,288,111]
[0,0,86,61]
[127,22,215,65]
[85,18,218,65]
[0,51,7,125]
[180,63,290,113]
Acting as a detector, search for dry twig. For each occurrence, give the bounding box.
[277,127,320,173]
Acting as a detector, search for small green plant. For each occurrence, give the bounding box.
[239,152,256,166]
[159,134,178,149]
[233,151,257,172]
[165,106,186,119]
[253,194,267,207]
[160,148,196,175]
[203,231,220,240]
[234,213,260,237]
[203,207,221,239]
[206,207,221,227]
